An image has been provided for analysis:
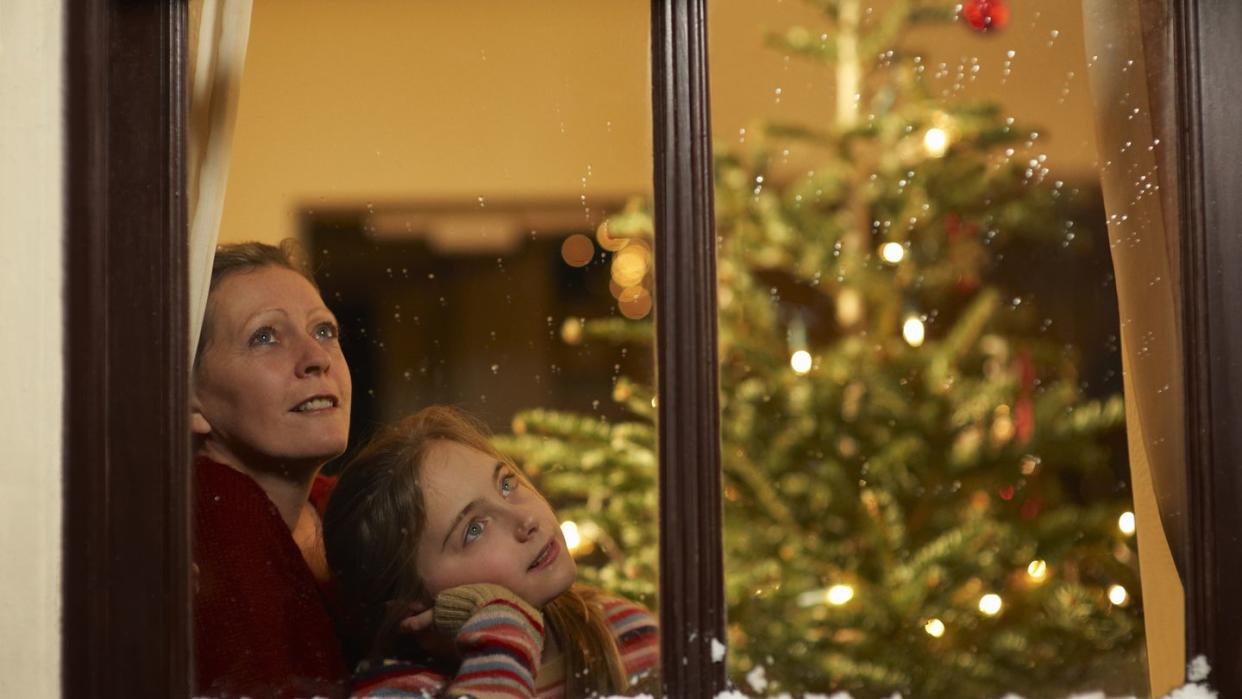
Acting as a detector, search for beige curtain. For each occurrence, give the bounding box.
[188,0,253,360]
[1082,1,1185,694]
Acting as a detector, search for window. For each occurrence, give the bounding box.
[63,1,1242,696]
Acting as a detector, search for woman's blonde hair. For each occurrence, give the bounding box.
[195,239,317,367]
[323,406,629,696]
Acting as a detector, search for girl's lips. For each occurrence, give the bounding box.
[528,538,560,572]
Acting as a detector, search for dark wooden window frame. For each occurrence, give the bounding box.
[1178,1,1242,693]
[62,0,1239,696]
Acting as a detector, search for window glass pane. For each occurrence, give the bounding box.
[203,2,657,695]
[708,2,1149,696]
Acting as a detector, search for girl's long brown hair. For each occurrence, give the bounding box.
[323,406,629,696]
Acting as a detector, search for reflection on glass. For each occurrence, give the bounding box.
[212,1,658,696]
[707,1,1147,697]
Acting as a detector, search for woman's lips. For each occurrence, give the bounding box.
[528,538,560,572]
[291,395,338,413]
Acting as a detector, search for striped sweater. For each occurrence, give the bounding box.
[351,584,658,698]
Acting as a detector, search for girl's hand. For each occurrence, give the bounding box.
[398,604,434,636]
[398,601,459,662]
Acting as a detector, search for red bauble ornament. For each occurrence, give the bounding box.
[961,0,1010,32]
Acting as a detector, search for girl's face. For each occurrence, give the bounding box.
[415,440,576,608]
[191,266,352,470]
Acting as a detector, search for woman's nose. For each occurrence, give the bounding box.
[294,333,333,378]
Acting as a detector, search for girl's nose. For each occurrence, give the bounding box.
[515,512,539,542]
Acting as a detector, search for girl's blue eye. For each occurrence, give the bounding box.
[500,474,517,496]
[464,520,485,545]
[249,327,276,346]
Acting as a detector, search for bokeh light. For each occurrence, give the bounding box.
[561,234,595,267]
[826,584,855,606]
[902,316,926,347]
[790,350,813,375]
[978,593,1003,616]
[1118,511,1136,536]
[880,242,906,264]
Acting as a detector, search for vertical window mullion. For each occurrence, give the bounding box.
[650,1,726,696]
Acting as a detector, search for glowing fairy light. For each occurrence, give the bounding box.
[560,521,582,554]
[902,316,926,347]
[790,350,813,375]
[1108,584,1129,606]
[879,242,906,264]
[924,618,946,638]
[1118,511,1136,536]
[560,234,595,267]
[826,584,855,606]
[795,584,856,608]
[978,593,1003,616]
[923,127,950,157]
[610,245,650,287]
[1027,559,1048,582]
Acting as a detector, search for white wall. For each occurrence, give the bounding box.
[0,0,64,695]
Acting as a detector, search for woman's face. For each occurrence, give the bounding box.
[192,266,352,471]
[416,441,576,608]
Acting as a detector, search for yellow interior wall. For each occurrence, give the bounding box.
[221,0,652,243]
[221,0,1102,245]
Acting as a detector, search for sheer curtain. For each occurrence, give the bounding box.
[1082,1,1184,694]
[188,0,253,359]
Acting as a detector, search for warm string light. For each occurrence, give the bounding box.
[598,216,654,319]
[826,584,856,606]
[611,245,648,286]
[1026,559,1048,583]
[795,583,856,608]
[879,241,906,264]
[560,234,595,267]
[978,593,1003,616]
[790,350,813,375]
[560,521,583,554]
[902,315,926,347]
[923,618,946,638]
[923,127,950,157]
[1118,511,1136,536]
[788,316,812,375]
[1108,584,1129,606]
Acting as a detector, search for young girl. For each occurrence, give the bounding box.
[323,406,659,698]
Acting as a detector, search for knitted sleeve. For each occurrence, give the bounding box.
[352,583,545,699]
[600,595,660,687]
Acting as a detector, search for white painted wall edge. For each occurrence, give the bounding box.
[0,0,65,695]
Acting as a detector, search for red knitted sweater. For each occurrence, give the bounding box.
[193,456,347,697]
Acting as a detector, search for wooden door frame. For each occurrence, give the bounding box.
[61,0,1240,696]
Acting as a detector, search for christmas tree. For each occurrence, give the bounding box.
[498,1,1144,696]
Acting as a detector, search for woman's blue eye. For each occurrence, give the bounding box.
[464,520,485,544]
[249,327,276,346]
[315,322,339,340]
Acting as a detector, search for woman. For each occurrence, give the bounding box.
[323,406,659,698]
[192,241,351,697]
